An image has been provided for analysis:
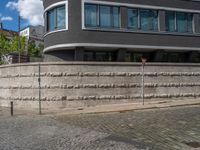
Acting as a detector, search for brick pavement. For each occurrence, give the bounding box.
[57,106,200,150]
[0,106,200,150]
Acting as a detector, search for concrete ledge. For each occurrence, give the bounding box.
[1,62,200,69]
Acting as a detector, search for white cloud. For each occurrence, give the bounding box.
[6,0,44,26]
[6,1,18,10]
[1,16,13,21]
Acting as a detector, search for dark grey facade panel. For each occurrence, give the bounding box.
[43,0,200,62]
[44,50,74,61]
[44,0,200,11]
[44,30,200,49]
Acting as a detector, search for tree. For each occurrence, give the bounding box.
[0,33,26,64]
[28,41,44,57]
[0,33,10,56]
[9,36,26,53]
[0,33,26,55]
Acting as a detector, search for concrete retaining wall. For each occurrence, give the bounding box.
[0,62,200,109]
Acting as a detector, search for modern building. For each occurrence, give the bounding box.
[43,0,200,62]
[20,25,44,49]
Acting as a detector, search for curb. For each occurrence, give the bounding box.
[51,99,200,116]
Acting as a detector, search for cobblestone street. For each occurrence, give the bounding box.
[0,105,200,150]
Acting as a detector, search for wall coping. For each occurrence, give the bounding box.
[0,62,200,68]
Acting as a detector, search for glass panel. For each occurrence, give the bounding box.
[140,9,158,31]
[132,53,143,62]
[84,51,94,61]
[96,52,109,61]
[165,11,175,32]
[100,6,111,27]
[85,4,98,27]
[113,7,119,28]
[108,52,116,61]
[168,53,180,62]
[187,13,193,32]
[152,10,158,31]
[140,9,149,31]
[47,9,55,31]
[128,8,138,29]
[57,6,66,29]
[176,12,187,32]
[125,52,131,62]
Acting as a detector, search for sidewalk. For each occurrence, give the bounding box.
[1,98,200,116]
[50,98,200,116]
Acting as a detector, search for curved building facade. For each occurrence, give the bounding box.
[43,0,200,62]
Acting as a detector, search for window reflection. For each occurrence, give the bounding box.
[100,6,112,27]
[128,9,138,29]
[57,6,66,29]
[85,3,119,28]
[127,8,158,31]
[47,5,66,32]
[47,9,55,31]
[165,11,175,32]
[166,11,193,33]
[85,4,98,27]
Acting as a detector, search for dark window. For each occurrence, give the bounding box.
[165,11,193,33]
[165,11,175,32]
[177,12,193,33]
[125,52,150,62]
[84,51,116,61]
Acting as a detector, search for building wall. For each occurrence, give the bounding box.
[0,62,200,109]
[43,0,200,53]
[20,28,30,38]
[29,26,44,41]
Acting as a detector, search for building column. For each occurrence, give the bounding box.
[117,49,126,62]
[120,7,128,29]
[159,10,166,32]
[75,47,84,61]
[188,51,199,63]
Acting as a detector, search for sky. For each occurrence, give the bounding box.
[0,0,44,31]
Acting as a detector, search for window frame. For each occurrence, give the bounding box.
[44,1,68,36]
[82,0,200,36]
[84,3,99,27]
[127,7,158,31]
[165,11,194,33]
[84,3,120,29]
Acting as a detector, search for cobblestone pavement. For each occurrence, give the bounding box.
[0,106,200,150]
